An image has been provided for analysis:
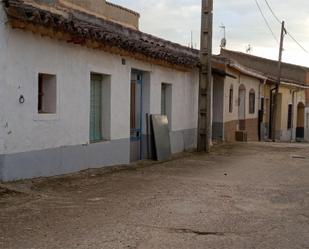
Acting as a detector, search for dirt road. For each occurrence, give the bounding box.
[1,142,309,249]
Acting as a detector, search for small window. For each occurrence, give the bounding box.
[38,73,57,114]
[229,85,233,113]
[249,89,255,114]
[287,104,293,129]
[161,84,168,115]
[161,83,172,126]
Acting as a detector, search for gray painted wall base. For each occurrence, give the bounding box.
[0,128,198,182]
[0,139,130,182]
[141,134,155,160]
[212,122,224,140]
[170,129,197,154]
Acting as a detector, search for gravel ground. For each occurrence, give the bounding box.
[0,142,309,249]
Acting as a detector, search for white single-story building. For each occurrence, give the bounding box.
[212,56,263,142]
[0,0,200,181]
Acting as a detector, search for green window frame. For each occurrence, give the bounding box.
[90,74,103,142]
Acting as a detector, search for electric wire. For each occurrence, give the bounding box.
[263,0,281,23]
[287,32,309,54]
[263,0,309,54]
[254,0,279,43]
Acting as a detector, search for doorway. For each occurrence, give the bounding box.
[90,74,103,142]
[130,70,143,162]
[296,102,305,140]
[238,85,246,130]
[161,83,172,128]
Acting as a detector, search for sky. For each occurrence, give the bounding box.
[112,0,309,67]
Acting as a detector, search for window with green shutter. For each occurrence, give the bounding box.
[161,83,172,127]
[90,74,103,142]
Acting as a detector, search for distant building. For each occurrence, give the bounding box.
[214,49,309,143]
[212,56,262,142]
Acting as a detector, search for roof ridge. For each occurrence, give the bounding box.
[221,48,309,70]
[219,51,307,85]
[69,6,198,55]
[4,0,199,68]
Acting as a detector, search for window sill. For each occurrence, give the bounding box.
[34,113,59,121]
[90,139,110,144]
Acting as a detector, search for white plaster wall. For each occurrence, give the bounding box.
[223,72,260,123]
[240,74,260,121]
[146,66,199,133]
[0,16,199,155]
[223,75,238,123]
[0,6,9,153]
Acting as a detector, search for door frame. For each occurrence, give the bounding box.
[238,84,246,130]
[130,70,143,161]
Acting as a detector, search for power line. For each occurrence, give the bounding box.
[254,0,279,43]
[263,0,309,54]
[287,32,309,53]
[263,0,281,23]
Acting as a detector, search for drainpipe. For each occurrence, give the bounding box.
[259,78,267,108]
[269,86,277,139]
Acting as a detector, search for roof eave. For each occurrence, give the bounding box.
[4,0,199,69]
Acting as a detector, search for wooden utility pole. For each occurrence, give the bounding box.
[197,0,213,152]
[271,21,286,142]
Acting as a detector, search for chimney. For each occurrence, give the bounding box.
[58,0,139,30]
[58,0,106,17]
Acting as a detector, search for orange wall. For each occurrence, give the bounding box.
[59,0,139,30]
